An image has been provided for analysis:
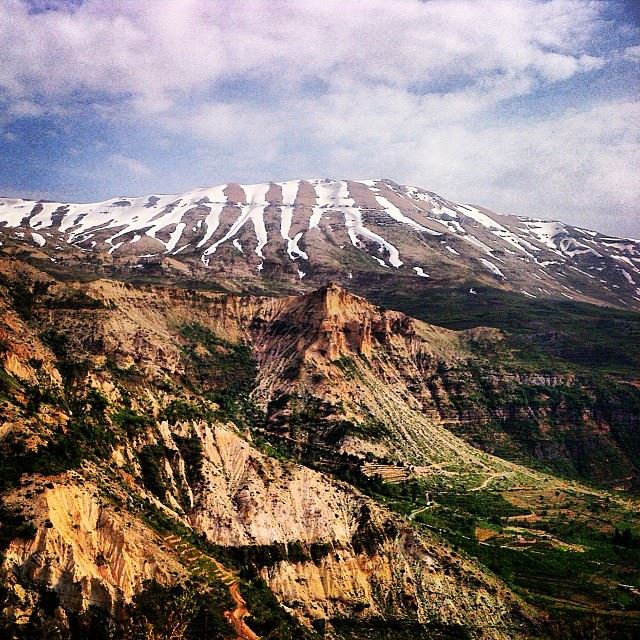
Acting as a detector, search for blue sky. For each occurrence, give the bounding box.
[0,0,638,237]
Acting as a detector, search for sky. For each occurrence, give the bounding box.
[0,0,638,237]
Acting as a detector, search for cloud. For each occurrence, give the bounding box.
[108,153,151,177]
[0,0,610,111]
[624,44,640,60]
[163,91,639,236]
[0,0,637,236]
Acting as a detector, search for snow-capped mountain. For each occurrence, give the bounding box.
[1,178,639,309]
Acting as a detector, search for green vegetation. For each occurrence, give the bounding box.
[0,504,36,555]
[126,579,234,639]
[289,441,640,640]
[365,282,640,376]
[159,398,214,423]
[0,277,50,320]
[173,430,204,487]
[138,444,172,500]
[440,365,640,482]
[239,577,318,640]
[111,407,153,438]
[178,323,261,425]
[0,579,234,640]
[333,354,359,378]
[39,328,91,385]
[0,379,117,494]
[43,290,105,310]
[220,539,334,569]
[0,415,115,493]
[331,618,475,640]
[266,394,390,449]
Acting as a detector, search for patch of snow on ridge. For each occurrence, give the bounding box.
[613,255,637,268]
[456,204,505,231]
[523,220,565,249]
[458,205,538,257]
[0,199,33,226]
[462,234,494,255]
[201,183,268,258]
[277,180,308,260]
[479,258,506,278]
[165,222,186,253]
[413,267,430,278]
[287,232,308,260]
[30,202,61,229]
[31,232,46,247]
[240,183,270,259]
[313,180,403,268]
[404,185,434,204]
[196,184,228,248]
[374,195,436,234]
[313,179,343,208]
[280,180,300,207]
[558,237,601,258]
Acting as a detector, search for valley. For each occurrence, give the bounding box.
[0,251,639,638]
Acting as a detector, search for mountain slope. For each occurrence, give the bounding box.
[1,256,640,639]
[0,257,537,639]
[1,179,639,310]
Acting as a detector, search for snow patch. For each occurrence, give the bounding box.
[479,258,506,278]
[31,232,46,247]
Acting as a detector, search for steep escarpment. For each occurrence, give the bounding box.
[243,282,640,484]
[0,257,535,639]
[1,255,639,638]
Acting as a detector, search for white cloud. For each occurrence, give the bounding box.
[0,0,608,110]
[0,0,637,236]
[624,44,640,61]
[108,153,151,177]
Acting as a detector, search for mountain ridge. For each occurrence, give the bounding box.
[1,178,639,311]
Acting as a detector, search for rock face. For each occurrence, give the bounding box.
[184,425,523,633]
[0,254,638,638]
[4,480,184,615]
[0,256,539,638]
[1,178,639,311]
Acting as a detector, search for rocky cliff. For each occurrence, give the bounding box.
[1,254,639,638]
[0,256,537,639]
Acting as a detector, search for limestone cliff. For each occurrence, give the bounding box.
[1,255,638,639]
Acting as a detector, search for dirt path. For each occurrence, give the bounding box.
[162,534,260,640]
[471,472,507,491]
[226,581,260,640]
[210,558,260,640]
[409,504,432,520]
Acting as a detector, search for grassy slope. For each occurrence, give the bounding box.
[360,280,640,377]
